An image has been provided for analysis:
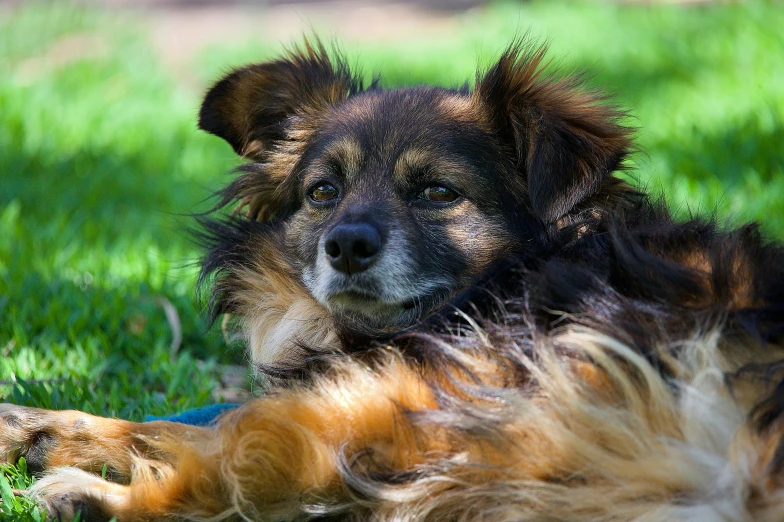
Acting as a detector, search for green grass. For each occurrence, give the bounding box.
[0,459,46,522]
[1,0,783,519]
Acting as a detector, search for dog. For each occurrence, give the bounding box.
[2,39,784,521]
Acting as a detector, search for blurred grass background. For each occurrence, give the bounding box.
[0,0,783,517]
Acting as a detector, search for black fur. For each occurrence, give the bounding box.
[195,40,784,447]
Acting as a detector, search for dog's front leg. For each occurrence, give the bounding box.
[0,404,211,480]
[10,358,495,521]
[12,407,232,522]
[1,403,220,521]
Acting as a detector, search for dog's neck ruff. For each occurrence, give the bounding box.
[243,289,340,370]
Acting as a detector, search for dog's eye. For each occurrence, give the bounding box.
[419,186,459,203]
[309,183,339,203]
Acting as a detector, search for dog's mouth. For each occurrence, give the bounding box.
[332,291,416,308]
[303,261,456,333]
[324,289,439,332]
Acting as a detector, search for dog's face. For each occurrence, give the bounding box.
[286,88,529,331]
[198,41,632,341]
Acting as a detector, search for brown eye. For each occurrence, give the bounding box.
[309,183,339,203]
[420,186,459,203]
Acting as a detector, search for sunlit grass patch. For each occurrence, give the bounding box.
[1,459,43,522]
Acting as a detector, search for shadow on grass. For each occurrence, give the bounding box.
[0,137,227,248]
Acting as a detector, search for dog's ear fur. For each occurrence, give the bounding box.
[199,40,362,160]
[474,43,633,223]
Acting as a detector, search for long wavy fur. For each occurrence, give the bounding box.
[11,39,784,522]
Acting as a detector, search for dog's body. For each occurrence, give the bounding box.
[3,41,784,521]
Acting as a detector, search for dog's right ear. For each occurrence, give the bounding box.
[199,40,361,160]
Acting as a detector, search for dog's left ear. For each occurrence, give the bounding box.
[474,43,633,223]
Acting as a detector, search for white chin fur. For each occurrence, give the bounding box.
[303,230,452,326]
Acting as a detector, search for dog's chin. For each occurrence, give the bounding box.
[323,292,435,334]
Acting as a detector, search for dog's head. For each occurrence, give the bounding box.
[198,41,633,365]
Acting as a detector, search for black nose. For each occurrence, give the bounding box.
[324,223,382,275]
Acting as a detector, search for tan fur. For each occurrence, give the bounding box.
[4,325,784,520]
[220,247,338,368]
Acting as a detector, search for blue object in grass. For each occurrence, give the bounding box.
[145,403,240,427]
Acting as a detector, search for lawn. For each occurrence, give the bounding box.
[1,0,783,519]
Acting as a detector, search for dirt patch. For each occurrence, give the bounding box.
[14,32,110,85]
[70,1,475,75]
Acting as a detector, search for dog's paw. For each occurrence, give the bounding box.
[30,468,125,522]
[0,404,65,473]
[1,405,98,474]
[0,403,36,465]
